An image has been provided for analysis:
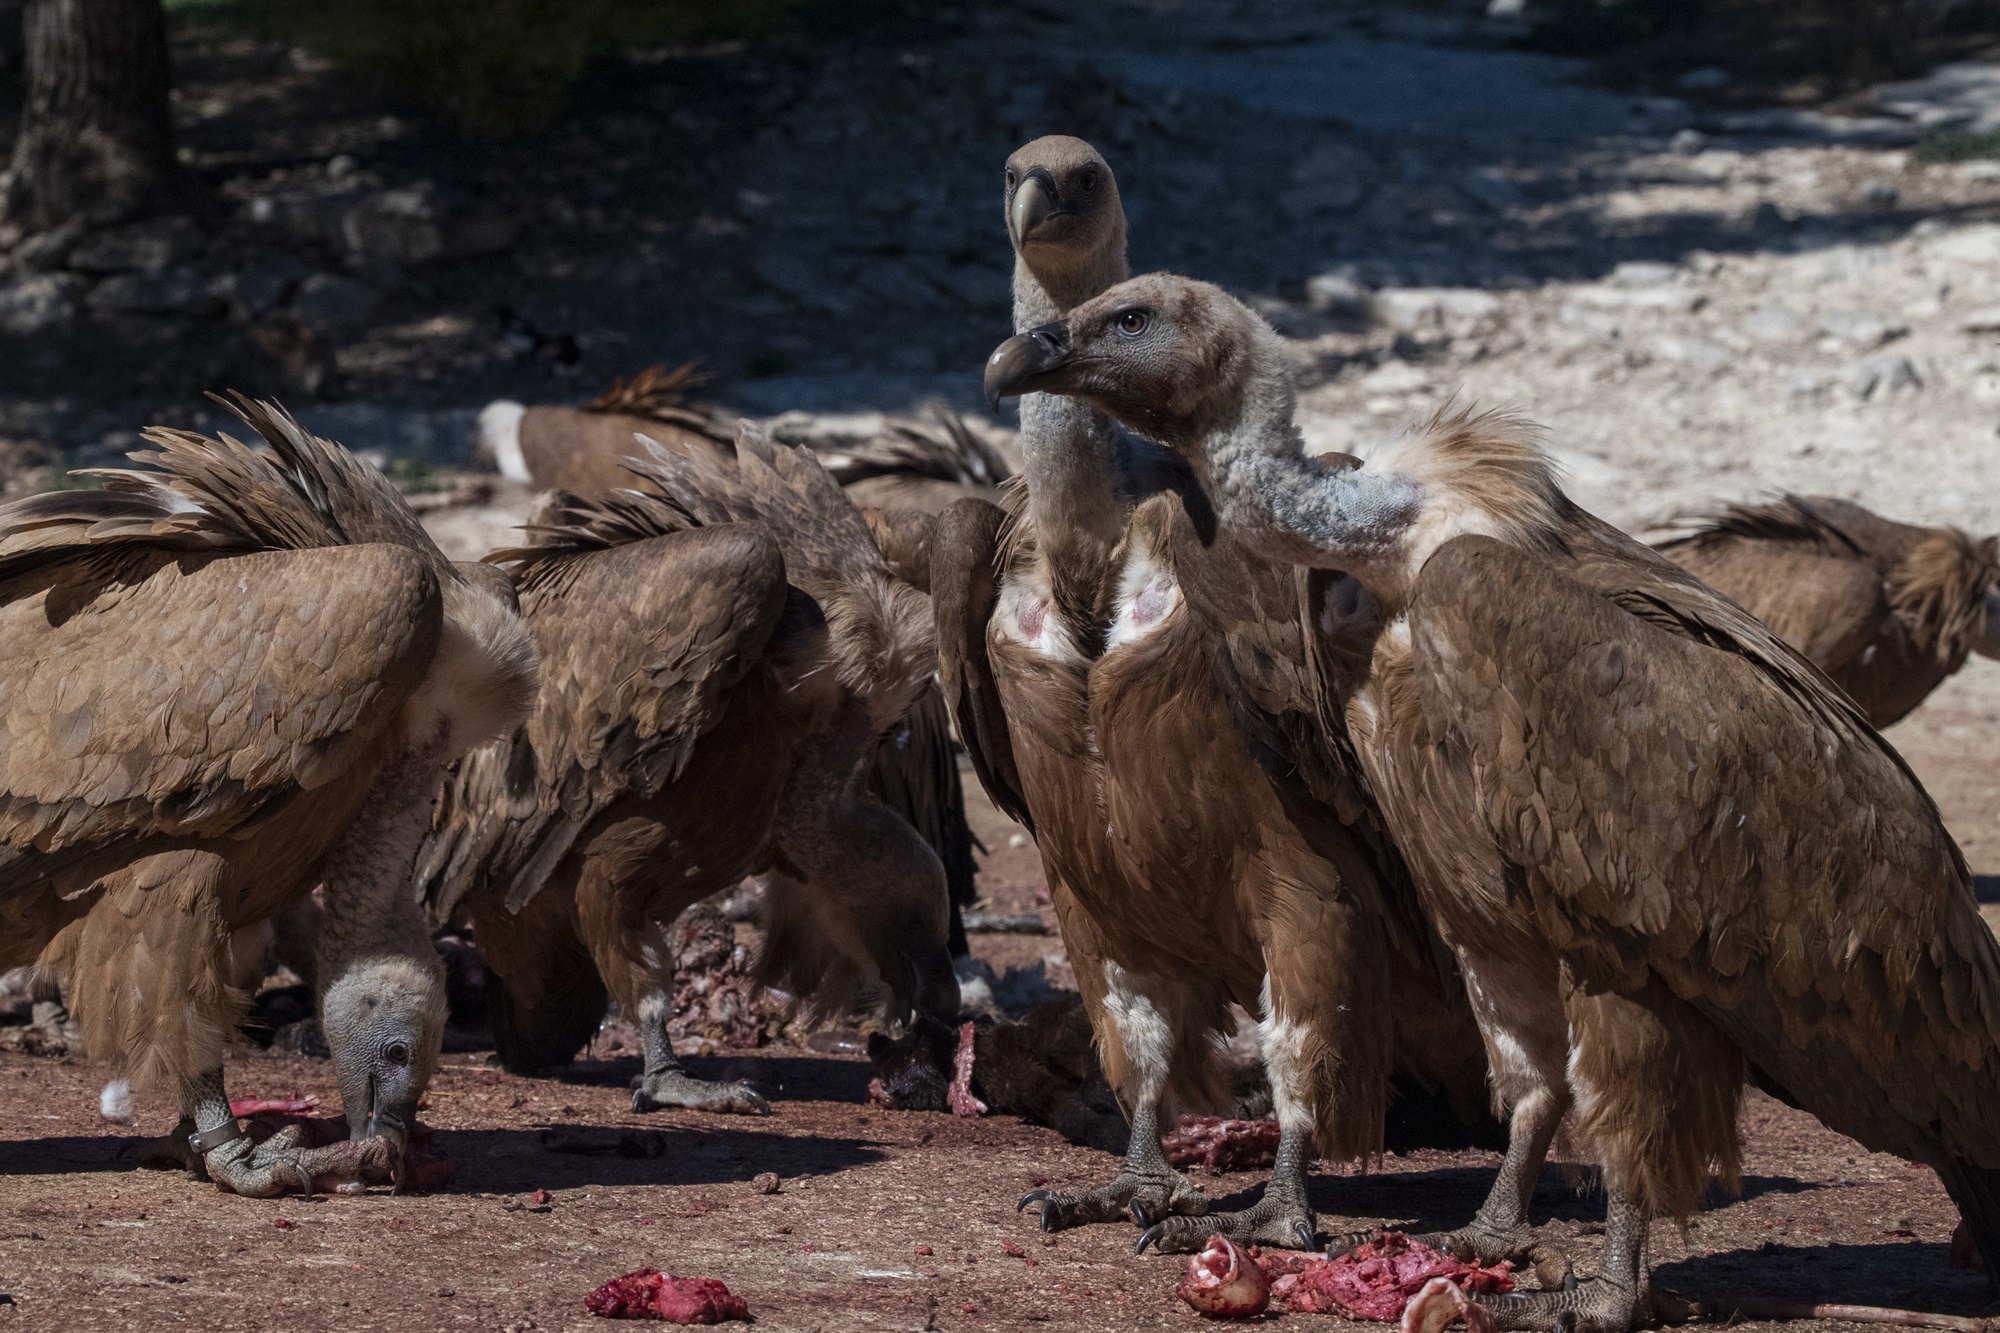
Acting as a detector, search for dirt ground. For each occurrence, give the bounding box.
[2,765,1997,1333]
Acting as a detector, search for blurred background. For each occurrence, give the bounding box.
[2,4,2000,869]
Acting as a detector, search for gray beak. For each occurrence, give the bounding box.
[355,1074,412,1186]
[1008,168,1056,247]
[984,321,1072,412]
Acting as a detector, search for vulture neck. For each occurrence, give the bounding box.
[1011,237,1132,580]
[313,736,449,987]
[1172,368,1424,603]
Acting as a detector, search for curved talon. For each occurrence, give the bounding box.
[1293,1220,1316,1251]
[1135,1223,1168,1255]
[1017,1189,1050,1212]
[1128,1198,1158,1228]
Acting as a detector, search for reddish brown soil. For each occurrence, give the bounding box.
[4,736,1998,1332]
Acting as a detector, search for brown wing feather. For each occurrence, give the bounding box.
[421,524,790,914]
[1408,529,2000,1173]
[1,542,441,894]
[932,496,1033,831]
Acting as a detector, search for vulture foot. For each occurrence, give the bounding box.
[1412,1221,1550,1270]
[1019,1166,1207,1233]
[631,1070,770,1116]
[205,1125,394,1198]
[1472,1273,1644,1333]
[1135,1192,1315,1255]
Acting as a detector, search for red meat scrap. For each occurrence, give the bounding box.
[948,1020,987,1117]
[585,1269,750,1324]
[1256,1233,1512,1321]
[1162,1116,1283,1174]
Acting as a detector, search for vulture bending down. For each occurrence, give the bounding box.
[419,420,960,1114]
[1656,495,2000,727]
[986,273,2000,1328]
[936,136,1487,1255]
[473,367,980,954]
[0,397,535,1195]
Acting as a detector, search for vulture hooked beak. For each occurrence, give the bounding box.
[354,1070,413,1189]
[984,322,1073,411]
[1008,167,1058,247]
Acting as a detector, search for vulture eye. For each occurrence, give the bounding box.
[1115,310,1151,337]
[1078,167,1101,193]
[1004,167,1017,189]
[384,1041,411,1066]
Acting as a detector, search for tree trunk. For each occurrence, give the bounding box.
[1,0,176,235]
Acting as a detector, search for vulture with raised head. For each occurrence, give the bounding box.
[935,136,1488,1255]
[418,420,960,1113]
[1656,495,2000,727]
[0,397,536,1196]
[986,272,2000,1328]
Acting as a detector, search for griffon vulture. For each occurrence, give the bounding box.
[0,397,536,1196]
[418,421,960,1114]
[476,363,739,497]
[1657,495,2000,727]
[473,367,980,951]
[985,272,2000,1328]
[936,136,1488,1255]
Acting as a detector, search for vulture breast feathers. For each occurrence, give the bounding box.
[0,396,475,918]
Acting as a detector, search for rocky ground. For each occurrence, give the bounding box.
[7,1,2000,1328]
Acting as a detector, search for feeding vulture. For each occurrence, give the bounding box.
[985,272,2000,1328]
[0,396,536,1195]
[473,366,981,954]
[1656,495,2000,727]
[935,136,1488,1254]
[417,420,961,1113]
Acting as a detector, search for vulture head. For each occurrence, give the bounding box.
[1005,136,1127,308]
[984,272,1283,450]
[321,955,445,1159]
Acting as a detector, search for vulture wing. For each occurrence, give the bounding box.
[421,523,791,915]
[629,421,885,593]
[0,540,441,893]
[1407,528,2000,1174]
[931,496,1033,832]
[1656,498,1889,672]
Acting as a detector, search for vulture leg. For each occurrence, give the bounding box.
[1413,949,1573,1265]
[631,936,771,1117]
[1473,1191,1647,1333]
[1018,963,1207,1232]
[565,825,770,1115]
[1135,891,1396,1256]
[1134,1118,1316,1254]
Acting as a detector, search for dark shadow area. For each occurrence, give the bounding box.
[540,1051,877,1105]
[1653,1240,1999,1314]
[1973,874,2000,903]
[1297,1164,1824,1234]
[0,1133,165,1175]
[436,1122,887,1193]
